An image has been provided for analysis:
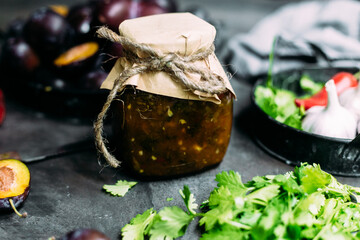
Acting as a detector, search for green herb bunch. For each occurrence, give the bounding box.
[121,163,360,240]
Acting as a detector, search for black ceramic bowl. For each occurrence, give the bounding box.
[251,67,360,177]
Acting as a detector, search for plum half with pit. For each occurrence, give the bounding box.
[53,42,100,79]
[60,228,110,240]
[23,7,73,62]
[0,37,40,76]
[0,159,30,217]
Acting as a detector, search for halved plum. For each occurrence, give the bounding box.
[0,159,30,217]
[53,42,100,79]
[50,5,69,17]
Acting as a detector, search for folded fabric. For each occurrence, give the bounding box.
[221,0,360,80]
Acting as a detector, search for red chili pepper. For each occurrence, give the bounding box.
[295,72,358,110]
[0,89,6,125]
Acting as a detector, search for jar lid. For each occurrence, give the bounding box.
[101,12,235,103]
[119,12,216,56]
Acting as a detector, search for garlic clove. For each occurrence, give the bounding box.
[302,79,357,139]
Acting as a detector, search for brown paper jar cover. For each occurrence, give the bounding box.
[104,13,235,178]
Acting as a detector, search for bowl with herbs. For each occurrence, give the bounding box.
[251,67,360,176]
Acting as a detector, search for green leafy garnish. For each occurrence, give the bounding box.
[120,163,360,239]
[103,180,137,197]
[149,206,194,239]
[121,185,196,240]
[299,74,323,95]
[255,86,304,129]
[121,208,156,240]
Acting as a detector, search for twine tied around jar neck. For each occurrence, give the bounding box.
[94,26,228,168]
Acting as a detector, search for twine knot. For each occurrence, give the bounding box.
[94,26,228,168]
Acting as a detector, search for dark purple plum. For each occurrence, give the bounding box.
[100,41,123,72]
[4,18,25,38]
[1,37,40,76]
[96,0,175,32]
[23,7,73,62]
[60,228,110,240]
[97,0,131,32]
[77,68,108,90]
[66,3,97,42]
[0,159,31,218]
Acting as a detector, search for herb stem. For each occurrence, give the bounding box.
[266,36,278,89]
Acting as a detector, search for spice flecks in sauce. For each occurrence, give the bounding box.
[112,89,233,177]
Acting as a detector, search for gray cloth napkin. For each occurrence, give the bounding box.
[221,0,360,80]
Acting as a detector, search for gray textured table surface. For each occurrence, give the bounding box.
[1,1,360,239]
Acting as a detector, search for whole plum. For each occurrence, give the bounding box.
[100,41,123,72]
[67,2,97,42]
[4,18,25,38]
[77,68,108,90]
[96,0,176,32]
[60,228,110,240]
[23,7,73,62]
[1,37,40,76]
[97,0,131,32]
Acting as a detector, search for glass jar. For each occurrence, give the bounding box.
[112,88,233,178]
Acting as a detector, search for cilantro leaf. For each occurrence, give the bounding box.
[200,224,249,240]
[149,206,193,240]
[294,163,331,194]
[215,170,248,196]
[121,208,156,240]
[103,180,137,197]
[246,184,280,206]
[179,185,198,215]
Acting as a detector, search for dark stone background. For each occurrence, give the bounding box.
[1,1,359,239]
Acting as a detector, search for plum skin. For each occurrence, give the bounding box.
[0,187,30,213]
[1,37,40,75]
[96,0,175,32]
[23,7,73,61]
[60,228,110,240]
[0,159,31,215]
[67,2,97,42]
[77,68,107,90]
